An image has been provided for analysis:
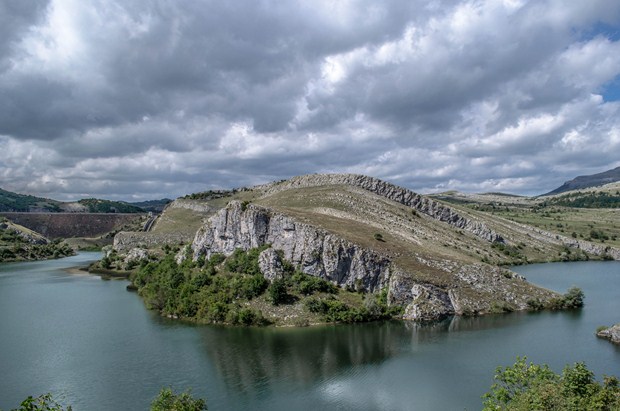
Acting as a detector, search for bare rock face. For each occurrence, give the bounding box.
[597,324,620,344]
[191,200,557,321]
[192,201,391,292]
[261,174,503,243]
[387,271,455,321]
[123,248,149,269]
[258,248,285,281]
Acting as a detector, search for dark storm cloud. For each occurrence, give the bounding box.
[0,1,50,71]
[1,0,620,200]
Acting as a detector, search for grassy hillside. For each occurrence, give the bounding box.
[0,188,62,212]
[432,184,620,249]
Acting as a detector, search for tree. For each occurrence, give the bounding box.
[482,357,620,410]
[10,393,72,411]
[150,387,207,411]
[562,286,585,309]
[268,278,288,305]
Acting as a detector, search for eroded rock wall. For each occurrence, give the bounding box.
[192,201,391,292]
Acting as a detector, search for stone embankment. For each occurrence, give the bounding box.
[261,174,503,243]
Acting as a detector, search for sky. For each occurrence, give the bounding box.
[1,0,620,202]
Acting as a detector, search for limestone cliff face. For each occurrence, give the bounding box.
[191,200,557,321]
[192,201,391,292]
[261,174,503,243]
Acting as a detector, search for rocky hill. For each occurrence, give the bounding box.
[0,217,74,262]
[112,174,618,323]
[545,166,620,195]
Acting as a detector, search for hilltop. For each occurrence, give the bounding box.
[545,166,620,195]
[104,174,617,325]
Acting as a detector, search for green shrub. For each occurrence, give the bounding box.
[292,271,338,295]
[562,286,584,309]
[482,357,620,410]
[268,278,288,305]
[150,387,207,411]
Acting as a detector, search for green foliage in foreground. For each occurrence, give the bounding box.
[7,393,72,411]
[6,388,207,411]
[482,357,620,410]
[150,387,207,411]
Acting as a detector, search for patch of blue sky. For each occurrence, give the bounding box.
[580,21,620,42]
[602,77,620,102]
[578,22,620,102]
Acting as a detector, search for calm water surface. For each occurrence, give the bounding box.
[1,254,619,410]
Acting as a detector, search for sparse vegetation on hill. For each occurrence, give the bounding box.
[0,218,74,262]
[77,198,145,213]
[432,188,620,250]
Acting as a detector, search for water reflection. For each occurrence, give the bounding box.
[199,322,408,393]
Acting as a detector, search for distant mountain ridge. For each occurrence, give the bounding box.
[0,187,170,213]
[545,166,620,195]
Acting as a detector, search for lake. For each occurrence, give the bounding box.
[1,253,619,410]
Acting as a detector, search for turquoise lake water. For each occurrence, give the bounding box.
[1,253,619,410]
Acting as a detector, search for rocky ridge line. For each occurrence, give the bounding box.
[260,174,503,243]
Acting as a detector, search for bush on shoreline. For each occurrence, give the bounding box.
[483,357,620,410]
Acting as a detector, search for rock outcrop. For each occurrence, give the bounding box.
[0,221,48,244]
[597,324,620,345]
[192,201,391,292]
[190,200,557,321]
[261,174,503,243]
